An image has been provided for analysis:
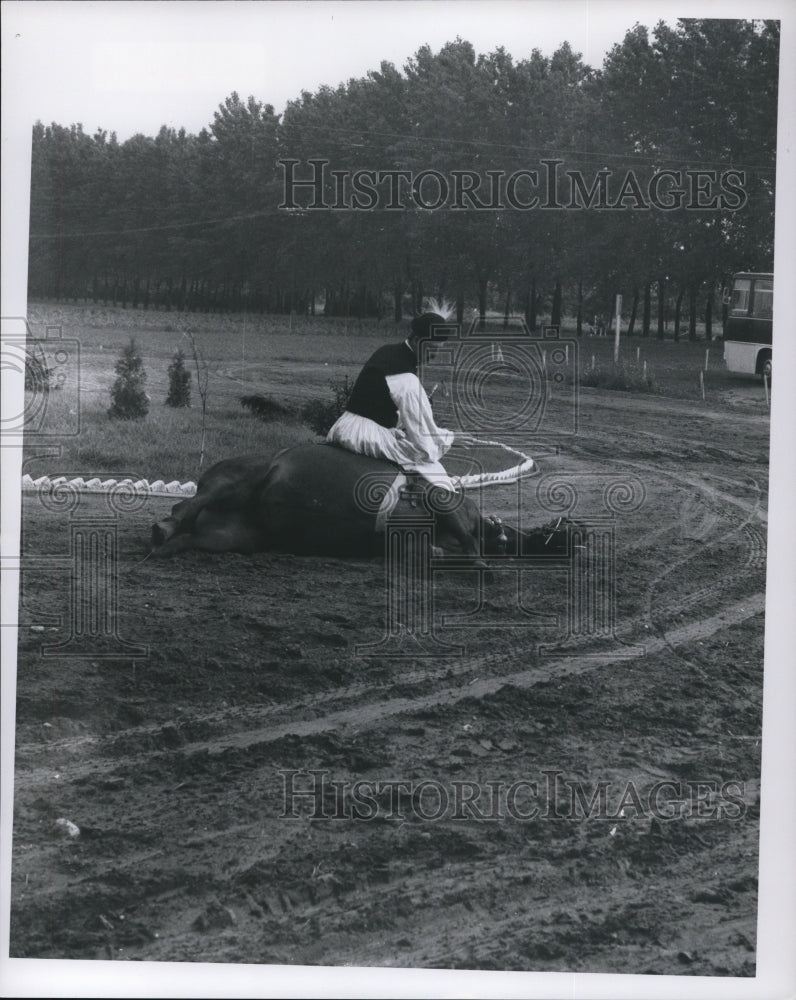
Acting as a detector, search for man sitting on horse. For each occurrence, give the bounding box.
[327,310,457,489]
[327,308,486,565]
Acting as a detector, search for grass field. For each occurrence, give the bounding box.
[21,301,764,482]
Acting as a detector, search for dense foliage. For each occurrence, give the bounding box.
[28,20,778,337]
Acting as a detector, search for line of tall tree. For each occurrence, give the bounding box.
[28,19,778,338]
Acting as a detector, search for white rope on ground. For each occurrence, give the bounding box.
[450,436,536,490]
[19,439,534,500]
[21,475,197,498]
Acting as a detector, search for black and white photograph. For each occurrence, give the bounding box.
[1,2,795,997]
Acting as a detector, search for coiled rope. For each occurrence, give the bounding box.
[451,436,536,489]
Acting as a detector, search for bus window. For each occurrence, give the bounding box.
[752,279,773,319]
[731,278,751,313]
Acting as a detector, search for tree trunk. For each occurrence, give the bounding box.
[524,281,532,331]
[576,280,584,337]
[657,278,665,339]
[688,282,698,340]
[673,287,685,342]
[410,277,423,315]
[627,286,639,337]
[642,282,651,337]
[477,275,488,330]
[705,289,713,342]
[550,278,562,328]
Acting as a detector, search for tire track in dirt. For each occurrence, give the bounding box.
[589,454,766,640]
[195,590,767,755]
[15,592,764,783]
[528,425,767,682]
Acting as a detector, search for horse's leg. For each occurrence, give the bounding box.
[433,501,488,569]
[152,491,218,546]
[152,510,263,556]
[149,531,201,557]
[152,468,272,547]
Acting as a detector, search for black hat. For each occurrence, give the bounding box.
[410,312,452,341]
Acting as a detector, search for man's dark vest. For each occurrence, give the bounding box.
[346,341,417,428]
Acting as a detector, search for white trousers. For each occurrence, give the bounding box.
[327,411,458,493]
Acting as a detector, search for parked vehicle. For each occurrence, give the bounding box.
[722,272,773,380]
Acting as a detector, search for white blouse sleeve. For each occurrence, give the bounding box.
[385,372,454,463]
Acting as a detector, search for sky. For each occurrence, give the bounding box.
[3,0,685,140]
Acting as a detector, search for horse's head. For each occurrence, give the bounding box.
[519,517,575,556]
[481,516,578,557]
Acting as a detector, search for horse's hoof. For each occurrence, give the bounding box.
[152,519,176,546]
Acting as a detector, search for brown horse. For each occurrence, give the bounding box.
[150,443,519,561]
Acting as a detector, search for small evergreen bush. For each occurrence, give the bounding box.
[166,349,191,407]
[108,338,149,419]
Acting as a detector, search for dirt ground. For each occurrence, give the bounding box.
[9,370,769,976]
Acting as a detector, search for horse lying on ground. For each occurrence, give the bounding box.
[150,443,567,561]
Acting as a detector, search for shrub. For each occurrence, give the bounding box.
[581,358,654,393]
[108,338,149,419]
[24,347,54,392]
[300,375,352,436]
[166,349,191,407]
[240,394,293,421]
